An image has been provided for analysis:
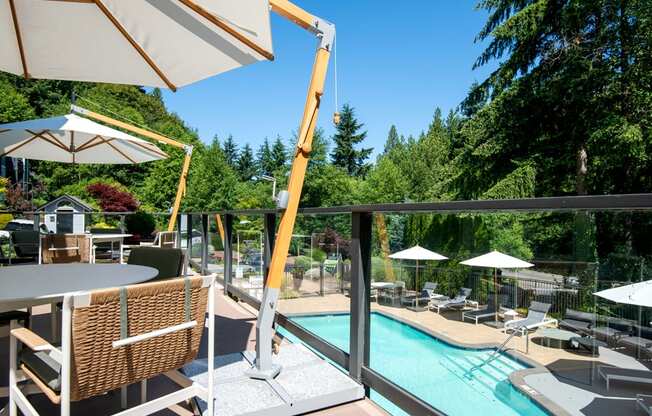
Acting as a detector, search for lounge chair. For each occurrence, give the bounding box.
[593,317,633,344]
[462,294,506,325]
[430,288,472,313]
[598,366,652,391]
[503,301,556,335]
[128,246,184,280]
[637,394,652,415]
[8,275,216,416]
[618,326,652,358]
[401,289,432,308]
[559,308,596,335]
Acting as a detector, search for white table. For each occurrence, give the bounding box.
[88,233,132,264]
[371,282,397,289]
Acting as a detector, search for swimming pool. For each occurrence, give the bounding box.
[284,312,548,416]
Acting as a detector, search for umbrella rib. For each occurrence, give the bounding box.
[75,135,104,152]
[1,135,40,157]
[92,0,177,92]
[102,138,137,164]
[178,0,275,61]
[39,130,71,151]
[8,0,29,79]
[129,141,168,159]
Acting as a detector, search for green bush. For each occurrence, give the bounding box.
[125,211,156,239]
[294,255,312,270]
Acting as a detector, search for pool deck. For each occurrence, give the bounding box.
[274,293,651,416]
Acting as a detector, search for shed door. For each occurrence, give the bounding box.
[57,208,74,234]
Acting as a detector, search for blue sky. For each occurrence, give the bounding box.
[160,1,497,158]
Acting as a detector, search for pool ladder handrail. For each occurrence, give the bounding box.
[467,329,519,375]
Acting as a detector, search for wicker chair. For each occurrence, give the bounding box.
[8,275,216,416]
[40,234,91,264]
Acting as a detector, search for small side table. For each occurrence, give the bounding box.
[503,309,519,322]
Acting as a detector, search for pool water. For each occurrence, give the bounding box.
[286,313,548,416]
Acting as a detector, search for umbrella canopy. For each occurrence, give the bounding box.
[389,245,448,261]
[594,280,652,308]
[0,113,167,164]
[1,0,273,90]
[460,250,533,269]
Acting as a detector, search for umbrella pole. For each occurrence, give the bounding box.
[415,259,419,308]
[168,148,193,232]
[494,268,498,323]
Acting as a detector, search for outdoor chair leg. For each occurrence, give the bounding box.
[50,303,59,343]
[140,380,147,404]
[9,320,18,416]
[121,386,128,409]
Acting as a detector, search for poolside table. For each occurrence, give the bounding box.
[0,263,157,402]
[537,327,577,349]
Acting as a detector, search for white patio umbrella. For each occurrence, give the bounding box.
[1,0,273,91]
[594,280,652,308]
[0,113,167,164]
[460,251,534,322]
[389,245,448,308]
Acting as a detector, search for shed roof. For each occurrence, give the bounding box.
[36,194,94,212]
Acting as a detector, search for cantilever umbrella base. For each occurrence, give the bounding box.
[183,344,364,416]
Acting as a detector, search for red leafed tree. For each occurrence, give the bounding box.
[86,183,138,212]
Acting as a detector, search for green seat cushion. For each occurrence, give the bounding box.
[20,347,62,393]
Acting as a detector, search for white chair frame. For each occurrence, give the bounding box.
[8,275,216,416]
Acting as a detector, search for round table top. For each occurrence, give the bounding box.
[538,327,577,341]
[0,263,157,303]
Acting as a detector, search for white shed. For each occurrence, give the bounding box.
[36,195,93,234]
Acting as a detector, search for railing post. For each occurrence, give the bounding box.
[184,214,192,275]
[176,213,182,249]
[263,213,276,287]
[119,214,126,233]
[33,212,40,232]
[350,211,372,395]
[223,214,234,293]
[320,263,325,296]
[201,214,209,274]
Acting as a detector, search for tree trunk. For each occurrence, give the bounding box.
[576,145,588,195]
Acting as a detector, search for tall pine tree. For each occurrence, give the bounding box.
[383,125,402,155]
[256,138,274,175]
[330,104,372,176]
[237,144,256,181]
[270,136,287,172]
[222,135,238,169]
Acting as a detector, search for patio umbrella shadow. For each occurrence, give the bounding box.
[197,313,256,358]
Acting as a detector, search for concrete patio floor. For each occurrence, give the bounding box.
[0,289,387,416]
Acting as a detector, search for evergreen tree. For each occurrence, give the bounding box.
[222,135,238,169]
[308,128,329,170]
[383,125,402,155]
[330,104,372,176]
[256,138,274,175]
[270,136,287,172]
[237,144,256,181]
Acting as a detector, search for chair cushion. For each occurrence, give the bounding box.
[128,246,183,280]
[565,309,596,323]
[20,347,61,393]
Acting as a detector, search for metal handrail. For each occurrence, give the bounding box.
[467,330,519,374]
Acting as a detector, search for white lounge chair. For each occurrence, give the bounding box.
[430,288,472,313]
[503,301,557,335]
[638,394,652,415]
[598,366,652,391]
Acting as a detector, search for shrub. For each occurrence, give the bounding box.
[125,211,156,239]
[0,213,12,229]
[87,183,138,212]
[294,255,312,270]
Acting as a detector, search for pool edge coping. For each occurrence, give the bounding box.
[285,309,566,416]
